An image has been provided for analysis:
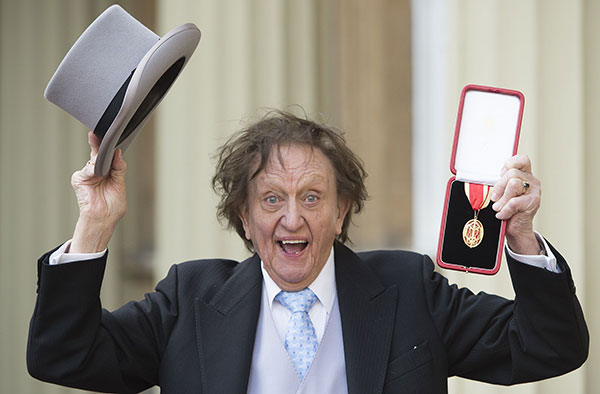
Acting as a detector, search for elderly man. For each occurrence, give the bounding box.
[28,111,588,393]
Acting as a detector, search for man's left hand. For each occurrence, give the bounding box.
[490,154,541,255]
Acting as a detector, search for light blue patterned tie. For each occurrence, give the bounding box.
[275,288,319,380]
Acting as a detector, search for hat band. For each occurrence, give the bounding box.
[93,69,135,140]
[93,57,186,146]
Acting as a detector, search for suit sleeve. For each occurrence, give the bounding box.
[423,241,589,384]
[27,248,179,393]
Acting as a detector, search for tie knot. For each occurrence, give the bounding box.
[275,288,317,314]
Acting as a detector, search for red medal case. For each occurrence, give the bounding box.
[437,85,524,275]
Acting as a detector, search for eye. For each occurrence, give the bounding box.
[305,194,319,204]
[265,196,279,205]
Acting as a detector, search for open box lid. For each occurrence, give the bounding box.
[450,85,524,185]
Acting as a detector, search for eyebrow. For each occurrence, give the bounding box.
[258,172,328,191]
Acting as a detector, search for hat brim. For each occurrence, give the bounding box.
[94,23,200,176]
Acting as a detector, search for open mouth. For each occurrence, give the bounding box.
[278,240,309,255]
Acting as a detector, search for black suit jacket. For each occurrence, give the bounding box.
[27,241,588,393]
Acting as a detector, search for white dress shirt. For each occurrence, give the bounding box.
[260,248,337,343]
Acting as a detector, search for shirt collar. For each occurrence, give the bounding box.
[261,246,336,313]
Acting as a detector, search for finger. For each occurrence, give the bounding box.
[492,176,529,212]
[88,131,100,158]
[501,154,531,176]
[490,181,505,202]
[82,157,97,178]
[111,149,127,173]
[72,158,97,187]
[494,193,539,220]
[491,167,528,201]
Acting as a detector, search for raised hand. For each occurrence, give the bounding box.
[490,154,541,255]
[70,132,128,253]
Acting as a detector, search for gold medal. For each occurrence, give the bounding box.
[462,182,491,248]
[463,216,484,248]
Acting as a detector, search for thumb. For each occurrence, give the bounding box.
[110,149,127,175]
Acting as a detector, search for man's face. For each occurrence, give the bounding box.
[239,144,349,291]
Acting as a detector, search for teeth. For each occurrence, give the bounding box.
[281,240,307,244]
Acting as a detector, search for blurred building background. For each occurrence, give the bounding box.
[0,0,597,393]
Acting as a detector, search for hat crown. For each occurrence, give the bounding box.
[44,4,201,176]
[44,5,159,130]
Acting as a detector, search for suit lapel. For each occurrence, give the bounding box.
[193,244,398,394]
[335,242,398,394]
[194,254,262,394]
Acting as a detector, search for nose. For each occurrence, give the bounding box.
[280,200,304,231]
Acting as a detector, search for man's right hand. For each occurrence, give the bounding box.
[69,132,128,253]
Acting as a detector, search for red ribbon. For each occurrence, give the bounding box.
[465,183,491,211]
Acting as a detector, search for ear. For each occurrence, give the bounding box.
[335,198,351,235]
[238,206,252,240]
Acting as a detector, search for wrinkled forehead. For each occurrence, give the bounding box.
[249,143,333,180]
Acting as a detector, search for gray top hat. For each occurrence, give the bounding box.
[45,5,201,176]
